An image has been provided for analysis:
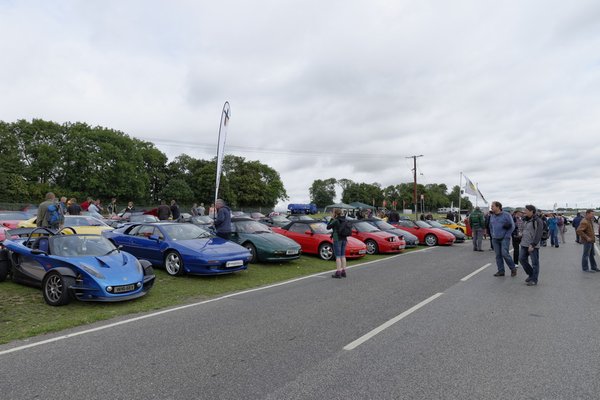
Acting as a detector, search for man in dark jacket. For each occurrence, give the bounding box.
[157,200,171,220]
[170,200,180,221]
[489,201,517,277]
[519,205,544,286]
[469,206,485,251]
[572,212,583,243]
[214,199,232,240]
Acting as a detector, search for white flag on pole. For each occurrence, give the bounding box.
[214,102,230,207]
[463,174,488,205]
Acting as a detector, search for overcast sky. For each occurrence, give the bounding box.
[1,0,600,210]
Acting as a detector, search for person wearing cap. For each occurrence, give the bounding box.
[519,205,544,286]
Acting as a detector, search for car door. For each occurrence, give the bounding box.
[128,225,163,262]
[285,223,317,253]
[11,239,52,285]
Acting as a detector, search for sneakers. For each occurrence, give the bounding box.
[341,269,347,278]
[525,276,532,283]
[511,269,517,277]
[526,281,537,286]
[332,271,342,279]
[494,272,505,277]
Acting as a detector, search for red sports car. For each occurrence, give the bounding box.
[272,221,367,261]
[392,219,455,246]
[349,220,405,255]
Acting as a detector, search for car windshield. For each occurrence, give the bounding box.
[415,220,431,228]
[130,215,159,223]
[161,224,211,240]
[192,216,213,224]
[65,216,110,227]
[354,221,380,232]
[50,235,116,257]
[0,212,29,220]
[309,222,330,234]
[372,220,395,230]
[234,220,271,233]
[427,221,443,228]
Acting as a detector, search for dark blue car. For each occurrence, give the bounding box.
[103,223,251,276]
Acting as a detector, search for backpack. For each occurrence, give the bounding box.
[46,203,61,225]
[338,219,353,238]
[535,218,549,240]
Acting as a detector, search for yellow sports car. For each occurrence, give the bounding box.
[18,215,114,234]
[437,219,467,234]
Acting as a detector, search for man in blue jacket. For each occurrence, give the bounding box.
[214,198,232,240]
[489,201,517,277]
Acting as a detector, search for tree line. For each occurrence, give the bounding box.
[0,119,287,208]
[309,179,474,211]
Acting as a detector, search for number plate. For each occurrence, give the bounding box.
[113,284,136,293]
[286,249,299,255]
[359,250,367,254]
[226,260,244,268]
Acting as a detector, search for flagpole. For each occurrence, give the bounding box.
[214,101,230,222]
[475,183,479,208]
[458,172,462,217]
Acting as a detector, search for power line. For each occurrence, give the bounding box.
[141,137,410,159]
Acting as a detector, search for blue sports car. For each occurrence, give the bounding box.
[102,223,251,276]
[0,227,155,306]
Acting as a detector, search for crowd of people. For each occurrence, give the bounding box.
[466,201,596,287]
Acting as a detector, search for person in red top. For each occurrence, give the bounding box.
[80,197,93,211]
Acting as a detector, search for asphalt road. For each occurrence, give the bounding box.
[1,230,599,399]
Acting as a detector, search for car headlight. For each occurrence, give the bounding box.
[387,237,396,242]
[80,263,105,279]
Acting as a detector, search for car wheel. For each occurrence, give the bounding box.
[243,243,258,263]
[365,239,379,255]
[0,260,8,282]
[164,251,185,276]
[42,271,74,306]
[425,234,438,247]
[318,242,334,261]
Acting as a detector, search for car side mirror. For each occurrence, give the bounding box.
[149,234,160,242]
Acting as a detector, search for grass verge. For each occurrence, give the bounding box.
[0,252,414,345]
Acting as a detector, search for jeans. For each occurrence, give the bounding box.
[582,242,598,271]
[333,239,347,258]
[549,228,558,247]
[472,228,483,250]
[512,237,521,264]
[519,246,539,282]
[492,237,515,273]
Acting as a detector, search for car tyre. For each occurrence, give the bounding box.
[243,243,258,263]
[365,239,379,255]
[425,234,438,246]
[318,242,334,261]
[42,271,74,306]
[0,260,9,282]
[165,251,185,276]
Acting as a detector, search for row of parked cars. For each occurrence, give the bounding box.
[0,210,466,307]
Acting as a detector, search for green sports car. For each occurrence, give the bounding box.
[230,217,301,263]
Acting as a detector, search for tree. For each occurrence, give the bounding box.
[341,182,383,206]
[309,178,337,208]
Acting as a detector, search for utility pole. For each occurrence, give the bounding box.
[406,155,424,219]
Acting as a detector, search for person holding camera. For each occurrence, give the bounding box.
[489,201,517,277]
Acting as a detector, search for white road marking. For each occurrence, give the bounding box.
[0,247,433,356]
[460,263,490,281]
[343,292,443,351]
